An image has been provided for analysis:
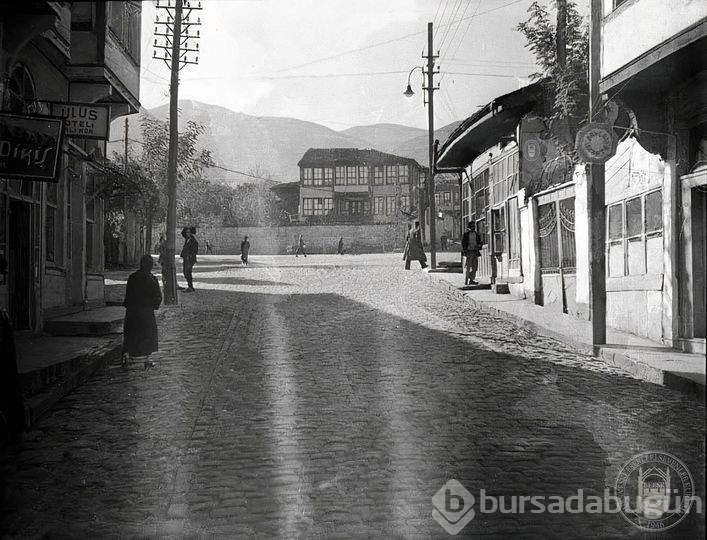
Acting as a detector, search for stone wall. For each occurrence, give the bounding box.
[170,223,410,255]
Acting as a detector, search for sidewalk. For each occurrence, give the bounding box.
[430,271,706,399]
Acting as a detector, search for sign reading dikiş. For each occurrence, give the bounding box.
[50,102,110,140]
[0,112,64,181]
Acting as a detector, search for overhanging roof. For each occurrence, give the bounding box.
[437,82,545,168]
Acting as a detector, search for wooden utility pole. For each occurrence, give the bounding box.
[588,0,606,347]
[162,0,183,304]
[425,22,438,269]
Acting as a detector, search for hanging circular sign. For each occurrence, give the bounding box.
[575,123,618,164]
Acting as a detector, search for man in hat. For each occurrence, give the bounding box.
[462,221,483,285]
[180,227,199,292]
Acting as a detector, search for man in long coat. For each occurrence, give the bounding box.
[404,221,428,269]
[180,227,199,292]
[122,254,162,368]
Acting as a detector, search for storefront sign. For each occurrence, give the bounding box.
[0,112,64,181]
[49,102,110,140]
[575,123,618,164]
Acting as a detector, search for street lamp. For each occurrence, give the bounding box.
[403,22,438,269]
[403,66,421,98]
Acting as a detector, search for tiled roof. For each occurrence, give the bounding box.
[298,148,423,169]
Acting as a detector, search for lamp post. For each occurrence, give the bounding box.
[403,22,438,269]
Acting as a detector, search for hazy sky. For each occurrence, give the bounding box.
[139,0,543,131]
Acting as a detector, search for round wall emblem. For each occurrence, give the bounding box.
[575,122,617,164]
[615,451,695,532]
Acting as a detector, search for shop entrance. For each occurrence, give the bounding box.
[8,199,34,330]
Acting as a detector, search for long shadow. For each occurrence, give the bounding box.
[1,287,704,539]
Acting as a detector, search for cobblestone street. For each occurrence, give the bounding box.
[1,254,705,539]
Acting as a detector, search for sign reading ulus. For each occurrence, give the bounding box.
[0,112,64,181]
[50,102,110,140]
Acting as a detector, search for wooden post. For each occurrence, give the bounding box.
[588,0,606,348]
[163,0,183,304]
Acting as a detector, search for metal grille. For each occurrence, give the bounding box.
[538,202,559,272]
[559,197,576,273]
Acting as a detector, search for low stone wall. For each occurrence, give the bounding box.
[169,223,410,255]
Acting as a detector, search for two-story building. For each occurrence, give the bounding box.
[297,148,425,225]
[0,1,141,332]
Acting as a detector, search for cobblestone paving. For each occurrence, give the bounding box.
[1,254,705,539]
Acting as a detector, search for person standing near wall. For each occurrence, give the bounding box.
[462,221,482,285]
[404,221,427,270]
[240,236,250,265]
[180,227,199,292]
[337,236,345,255]
[122,254,162,370]
[295,234,307,257]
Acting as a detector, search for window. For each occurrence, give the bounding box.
[302,168,313,185]
[492,206,506,254]
[435,193,441,206]
[313,168,323,186]
[46,182,58,263]
[374,196,385,215]
[399,165,409,184]
[469,170,489,244]
[346,166,357,185]
[302,197,333,216]
[386,195,396,215]
[386,165,397,185]
[85,175,96,270]
[443,191,451,203]
[335,166,346,185]
[323,168,333,185]
[108,1,141,62]
[453,190,459,204]
[606,189,663,277]
[374,166,384,185]
[400,195,409,212]
[358,166,369,185]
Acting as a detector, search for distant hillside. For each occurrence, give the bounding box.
[107,100,463,185]
[391,121,464,166]
[340,123,426,155]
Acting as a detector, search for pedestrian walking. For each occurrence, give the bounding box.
[337,236,345,255]
[462,221,483,285]
[156,234,166,261]
[295,234,307,257]
[404,221,428,270]
[440,233,448,251]
[122,254,162,370]
[180,226,198,292]
[240,236,250,265]
[205,240,214,255]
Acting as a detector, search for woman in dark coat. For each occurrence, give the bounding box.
[404,221,428,270]
[122,254,162,368]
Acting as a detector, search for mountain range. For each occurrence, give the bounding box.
[107,100,462,185]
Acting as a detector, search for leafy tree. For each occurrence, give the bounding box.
[517,0,588,155]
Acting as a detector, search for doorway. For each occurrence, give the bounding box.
[8,200,34,330]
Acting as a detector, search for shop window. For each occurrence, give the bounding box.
[606,189,663,277]
[492,206,506,254]
[46,182,58,263]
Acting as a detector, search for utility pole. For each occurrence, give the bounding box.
[588,0,606,348]
[154,0,202,304]
[424,22,439,269]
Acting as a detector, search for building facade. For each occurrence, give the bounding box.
[599,0,706,352]
[297,148,425,226]
[439,2,706,353]
[0,1,141,332]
